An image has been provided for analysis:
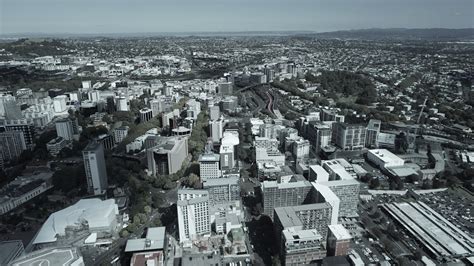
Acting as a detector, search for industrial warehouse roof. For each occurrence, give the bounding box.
[383,201,474,259]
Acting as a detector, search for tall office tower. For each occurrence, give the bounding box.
[199,153,221,180]
[219,145,235,170]
[139,108,153,123]
[0,131,27,161]
[307,122,332,152]
[366,119,381,148]
[53,95,68,113]
[106,96,116,114]
[210,119,223,143]
[292,138,310,160]
[147,137,188,176]
[150,99,164,117]
[1,119,35,149]
[321,109,345,123]
[273,203,333,264]
[327,224,352,256]
[332,123,367,151]
[55,119,74,141]
[264,67,275,83]
[261,176,312,220]
[218,82,233,95]
[177,189,211,243]
[82,142,108,195]
[209,105,220,121]
[116,97,129,111]
[0,96,23,120]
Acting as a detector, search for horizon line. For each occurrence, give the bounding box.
[1,27,473,38]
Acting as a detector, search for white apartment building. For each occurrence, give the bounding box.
[177,190,211,244]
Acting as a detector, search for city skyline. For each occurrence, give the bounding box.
[1,0,472,34]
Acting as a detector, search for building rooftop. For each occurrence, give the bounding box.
[33,198,118,245]
[125,236,165,253]
[199,153,220,162]
[328,224,352,240]
[0,240,23,265]
[383,201,474,258]
[275,203,332,228]
[83,141,102,152]
[283,227,322,242]
[368,149,404,164]
[11,247,83,266]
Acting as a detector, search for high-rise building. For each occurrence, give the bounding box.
[55,119,74,141]
[113,126,129,144]
[327,224,352,257]
[307,122,332,152]
[150,99,164,117]
[220,96,238,113]
[0,131,27,162]
[321,109,345,123]
[139,108,153,123]
[82,80,92,89]
[311,183,340,225]
[116,97,129,111]
[186,99,201,120]
[147,137,188,176]
[250,72,266,84]
[53,95,68,113]
[280,228,326,266]
[321,180,359,218]
[292,138,310,160]
[199,153,221,180]
[209,105,220,121]
[0,119,35,149]
[0,95,23,120]
[274,203,333,265]
[264,67,275,83]
[88,90,100,103]
[203,176,240,206]
[262,176,312,220]
[82,142,108,195]
[106,96,116,113]
[366,119,381,148]
[177,190,211,243]
[210,119,223,143]
[219,145,235,170]
[332,123,366,151]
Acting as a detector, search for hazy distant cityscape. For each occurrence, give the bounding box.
[0,1,473,265]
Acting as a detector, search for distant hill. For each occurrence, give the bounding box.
[303,28,474,41]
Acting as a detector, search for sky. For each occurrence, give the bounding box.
[0,0,472,34]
